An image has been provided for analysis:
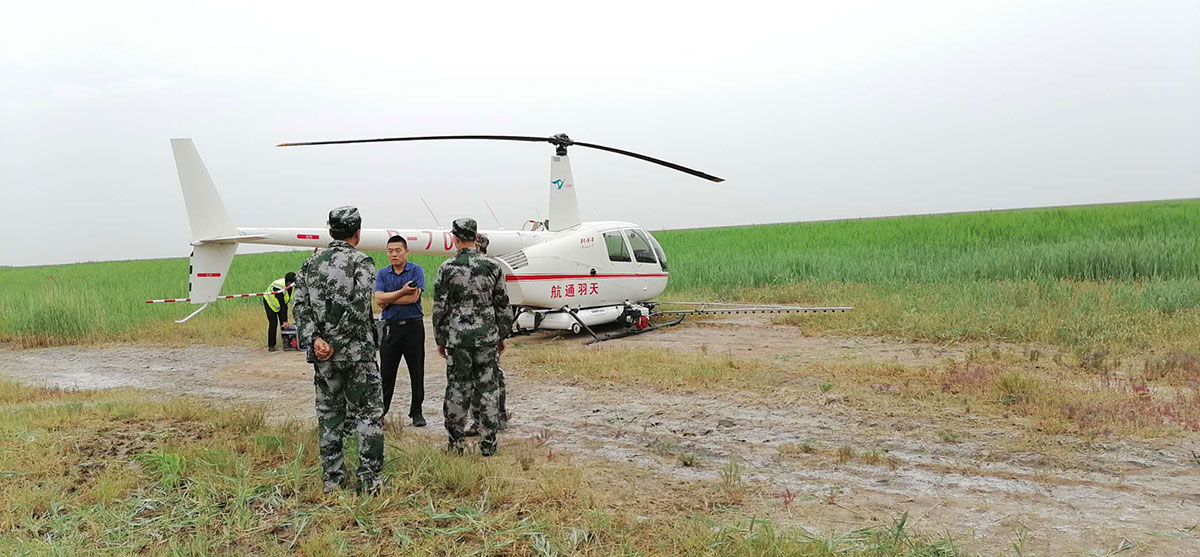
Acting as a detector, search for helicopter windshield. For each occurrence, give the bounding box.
[645,231,668,271]
[624,229,659,265]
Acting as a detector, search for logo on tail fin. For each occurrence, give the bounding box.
[551,179,565,190]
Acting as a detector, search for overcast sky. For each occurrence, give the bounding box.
[2,1,1198,266]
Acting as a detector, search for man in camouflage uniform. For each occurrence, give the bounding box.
[466,233,508,435]
[293,206,385,493]
[433,219,512,456]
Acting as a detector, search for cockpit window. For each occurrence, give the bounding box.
[603,231,631,262]
[647,231,668,271]
[624,229,658,264]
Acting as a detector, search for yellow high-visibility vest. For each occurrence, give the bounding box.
[264,278,292,312]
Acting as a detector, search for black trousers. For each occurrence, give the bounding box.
[263,296,287,348]
[379,320,425,417]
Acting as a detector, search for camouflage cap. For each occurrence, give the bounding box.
[476,233,489,254]
[328,206,362,232]
[451,217,477,241]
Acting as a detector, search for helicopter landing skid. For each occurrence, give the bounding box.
[510,304,685,343]
[582,315,686,345]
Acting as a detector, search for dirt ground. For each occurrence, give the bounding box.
[2,317,1198,555]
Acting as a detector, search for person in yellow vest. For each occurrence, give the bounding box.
[264,272,296,352]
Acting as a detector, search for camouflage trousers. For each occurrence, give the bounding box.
[444,345,503,455]
[314,360,385,489]
[470,365,507,427]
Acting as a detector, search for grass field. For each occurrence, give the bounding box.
[659,199,1200,287]
[0,380,959,555]
[4,201,1199,554]
[2,199,1199,352]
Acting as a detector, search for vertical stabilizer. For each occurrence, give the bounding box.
[548,154,581,231]
[171,138,237,303]
[171,138,236,242]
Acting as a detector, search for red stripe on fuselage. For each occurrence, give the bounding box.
[197,273,221,278]
[505,273,668,282]
[297,234,320,240]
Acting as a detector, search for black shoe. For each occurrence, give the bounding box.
[356,479,384,496]
[464,423,480,437]
[323,478,350,494]
[412,414,427,428]
[268,346,278,352]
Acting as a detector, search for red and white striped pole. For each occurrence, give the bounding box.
[145,285,293,304]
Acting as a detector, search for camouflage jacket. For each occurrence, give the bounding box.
[433,248,512,348]
[293,240,378,362]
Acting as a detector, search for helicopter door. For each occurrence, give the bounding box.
[603,230,632,264]
[600,230,641,299]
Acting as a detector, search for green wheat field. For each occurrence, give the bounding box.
[3,199,1198,351]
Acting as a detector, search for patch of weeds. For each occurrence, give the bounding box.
[818,383,834,393]
[1022,346,1042,362]
[1010,524,1031,556]
[214,404,266,434]
[886,455,902,471]
[868,512,959,555]
[383,415,406,436]
[823,486,840,505]
[779,441,817,455]
[719,460,743,490]
[995,371,1041,405]
[516,447,536,472]
[196,447,243,477]
[836,447,855,464]
[678,452,698,467]
[251,433,287,454]
[965,347,989,362]
[1076,348,1111,373]
[859,449,885,466]
[84,467,139,505]
[934,429,961,443]
[134,449,189,490]
[1143,351,1200,382]
[429,453,486,496]
[649,439,676,457]
[940,361,1000,393]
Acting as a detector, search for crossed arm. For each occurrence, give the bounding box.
[374,284,421,309]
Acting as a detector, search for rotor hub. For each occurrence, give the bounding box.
[549,133,573,156]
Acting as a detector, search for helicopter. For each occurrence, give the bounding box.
[152,134,850,341]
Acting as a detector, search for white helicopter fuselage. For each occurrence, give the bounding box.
[495,221,669,309]
[231,220,670,309]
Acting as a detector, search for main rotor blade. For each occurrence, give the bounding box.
[277,134,724,182]
[277,135,551,147]
[572,141,725,183]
